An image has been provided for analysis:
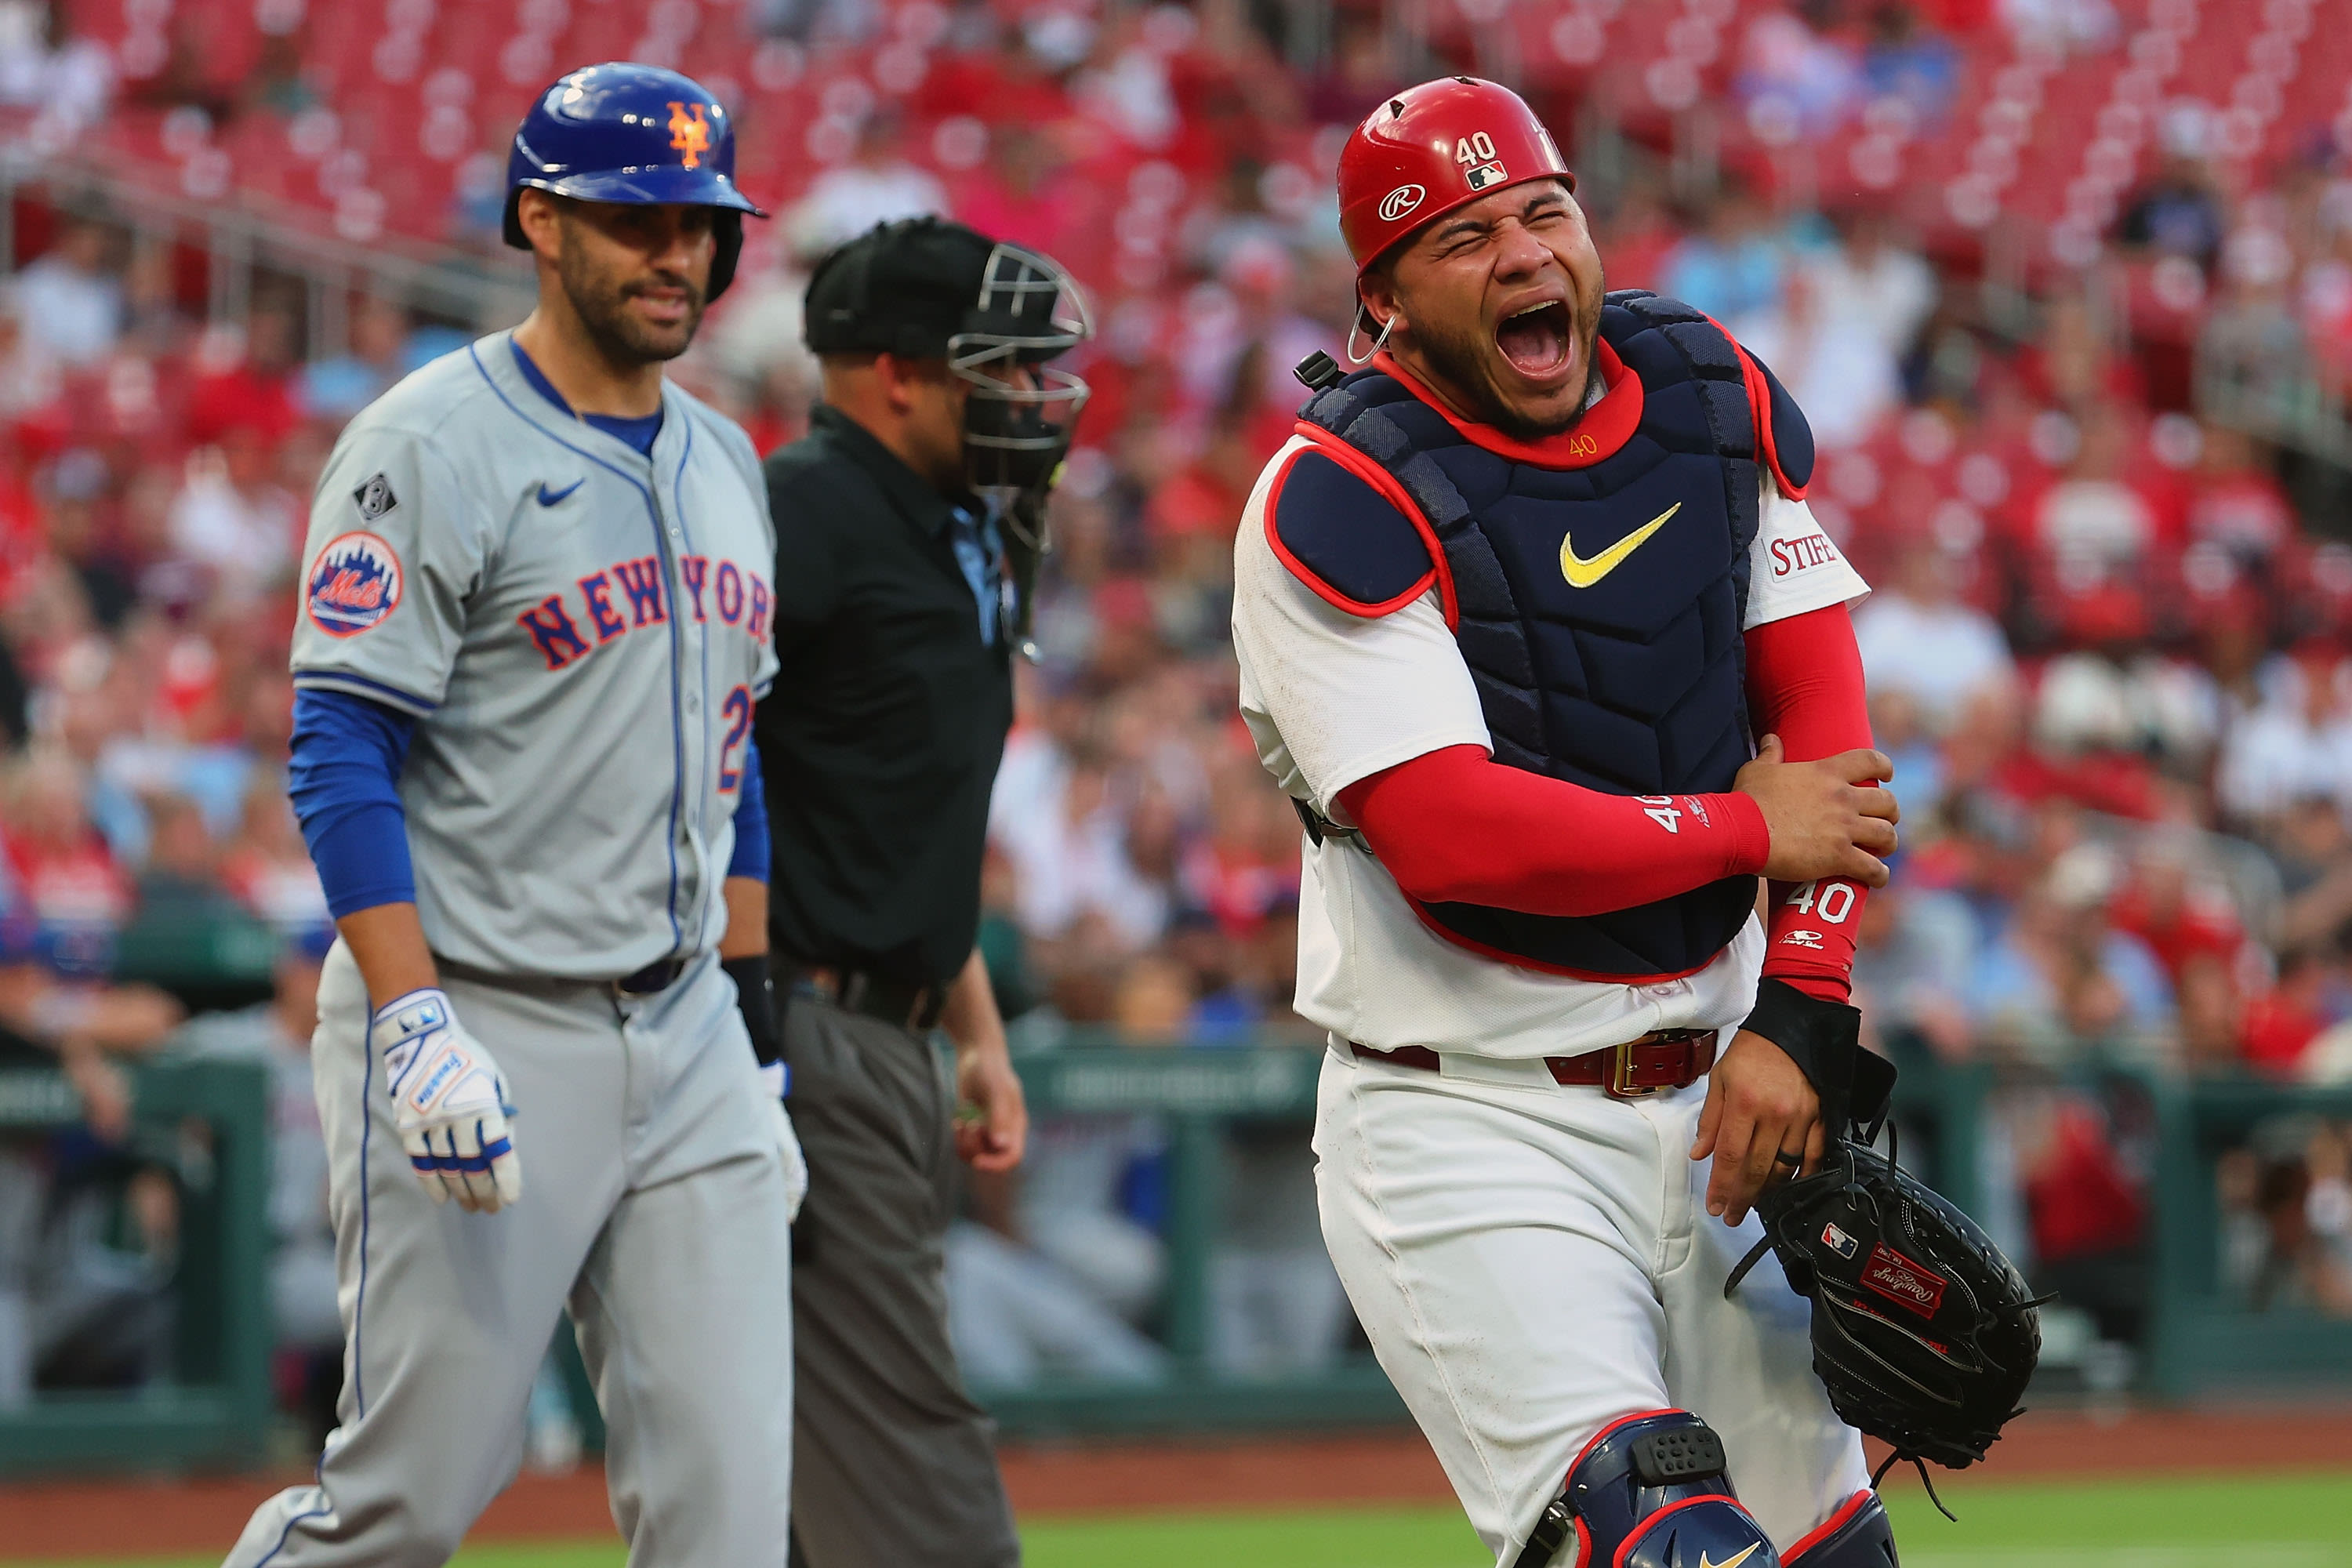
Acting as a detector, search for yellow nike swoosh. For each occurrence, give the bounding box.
[1698,1545,1762,1568]
[1559,502,1680,589]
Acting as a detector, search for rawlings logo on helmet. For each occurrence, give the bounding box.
[1378,183,1427,222]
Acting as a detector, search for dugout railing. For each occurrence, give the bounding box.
[0,1057,271,1474]
[5,1041,2352,1473]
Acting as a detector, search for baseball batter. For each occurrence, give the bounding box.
[223,65,803,1567]
[1232,80,1906,1568]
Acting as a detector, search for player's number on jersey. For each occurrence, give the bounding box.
[1791,880,1857,924]
[719,685,752,793]
[1634,793,1682,834]
[1455,130,1498,166]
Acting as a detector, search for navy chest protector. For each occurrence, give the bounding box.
[1282,290,1814,981]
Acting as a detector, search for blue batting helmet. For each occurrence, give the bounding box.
[503,62,767,299]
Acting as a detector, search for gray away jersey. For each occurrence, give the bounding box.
[290,333,779,981]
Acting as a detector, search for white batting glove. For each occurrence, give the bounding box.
[376,988,524,1214]
[761,1060,808,1224]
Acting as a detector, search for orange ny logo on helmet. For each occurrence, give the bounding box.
[667,101,710,168]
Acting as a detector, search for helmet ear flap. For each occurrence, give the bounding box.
[503,188,527,251]
[709,209,744,303]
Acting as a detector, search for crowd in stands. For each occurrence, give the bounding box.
[1,0,2350,1416]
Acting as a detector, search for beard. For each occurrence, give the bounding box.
[1407,292,1604,443]
[557,226,704,367]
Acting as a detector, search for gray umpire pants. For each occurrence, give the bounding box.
[225,942,796,1568]
[784,996,1020,1568]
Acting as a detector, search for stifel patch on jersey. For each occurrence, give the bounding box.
[307,531,404,637]
[1860,1242,1948,1319]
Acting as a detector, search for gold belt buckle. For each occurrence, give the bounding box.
[1610,1034,1662,1098]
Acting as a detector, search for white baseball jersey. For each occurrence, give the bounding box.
[1232,442,1868,1059]
[289,333,779,980]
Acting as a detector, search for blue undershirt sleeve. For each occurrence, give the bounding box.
[288,688,419,919]
[727,738,770,883]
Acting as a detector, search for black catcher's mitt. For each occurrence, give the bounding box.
[1727,1138,2044,1483]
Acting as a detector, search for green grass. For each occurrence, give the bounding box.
[15,1472,2352,1567]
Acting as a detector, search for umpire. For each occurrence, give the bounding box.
[755,217,1091,1568]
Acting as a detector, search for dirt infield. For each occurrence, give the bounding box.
[5,1406,2351,1560]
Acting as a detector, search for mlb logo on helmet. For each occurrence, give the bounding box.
[307,531,404,638]
[1464,159,1509,191]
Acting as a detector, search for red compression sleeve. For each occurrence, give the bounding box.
[1335,746,1769,918]
[1745,604,1876,1003]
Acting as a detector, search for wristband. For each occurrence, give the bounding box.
[1740,977,1895,1142]
[723,954,782,1069]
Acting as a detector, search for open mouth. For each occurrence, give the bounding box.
[1495,299,1573,379]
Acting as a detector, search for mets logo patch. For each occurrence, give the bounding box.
[307,531,403,637]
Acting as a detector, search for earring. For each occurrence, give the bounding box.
[1345,303,1397,367]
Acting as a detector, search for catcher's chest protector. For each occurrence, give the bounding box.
[1289,291,1813,980]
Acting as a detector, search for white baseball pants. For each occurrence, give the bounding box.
[1315,1037,1869,1567]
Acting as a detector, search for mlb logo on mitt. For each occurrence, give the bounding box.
[1819,1221,1860,1260]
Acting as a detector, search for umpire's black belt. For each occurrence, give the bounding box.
[787,961,947,1033]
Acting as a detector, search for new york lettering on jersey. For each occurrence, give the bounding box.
[516,551,773,671]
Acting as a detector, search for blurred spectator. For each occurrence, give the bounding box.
[12,216,121,367]
[1802,205,1936,365]
[1852,539,2015,733]
[1971,846,2173,1061]
[294,299,412,425]
[220,774,327,934]
[165,427,302,595]
[2222,1117,2352,1315]
[3,751,132,976]
[0,290,60,419]
[2240,949,2336,1080]
[2107,835,2243,989]
[1733,267,1902,448]
[2116,103,2227,278]
[787,113,949,254]
[2183,426,2292,559]
[1735,12,1862,140]
[1861,2,1959,125]
[2216,641,2352,826]
[1661,174,1786,324]
[1853,880,1978,1061]
[2031,406,2161,579]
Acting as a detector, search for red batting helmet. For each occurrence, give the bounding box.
[1338,77,1576,274]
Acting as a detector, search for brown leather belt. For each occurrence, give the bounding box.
[1349,1028,1719,1098]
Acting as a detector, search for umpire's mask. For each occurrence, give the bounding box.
[949,242,1091,544]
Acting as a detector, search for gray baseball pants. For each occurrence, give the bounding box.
[784,997,1019,1568]
[224,942,795,1568]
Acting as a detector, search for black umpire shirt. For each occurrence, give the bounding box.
[755,404,1014,988]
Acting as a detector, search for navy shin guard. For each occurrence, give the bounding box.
[1512,1411,1778,1568]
